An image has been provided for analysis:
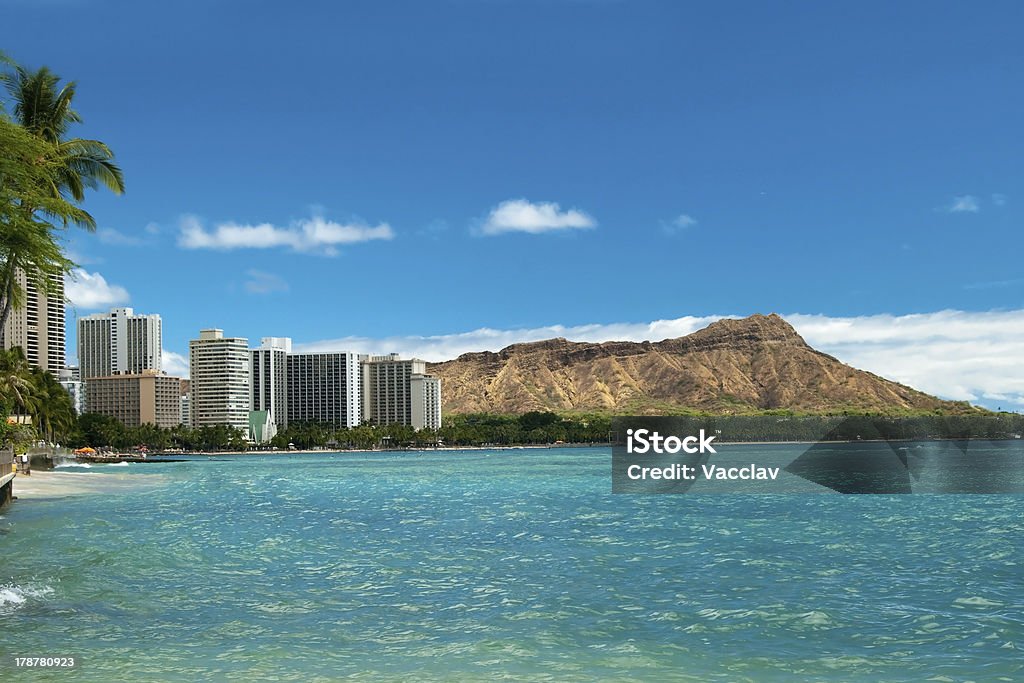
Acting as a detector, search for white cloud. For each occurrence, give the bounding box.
[788,310,1024,408]
[673,214,697,228]
[162,350,189,379]
[295,315,721,363]
[96,227,144,246]
[65,248,100,266]
[178,214,394,255]
[479,199,596,235]
[662,213,697,235]
[244,269,289,295]
[64,269,130,309]
[963,278,1024,291]
[296,309,1024,411]
[417,219,450,240]
[947,195,980,213]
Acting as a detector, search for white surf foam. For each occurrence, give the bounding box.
[0,582,55,612]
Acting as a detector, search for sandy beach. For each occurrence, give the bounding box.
[11,469,168,500]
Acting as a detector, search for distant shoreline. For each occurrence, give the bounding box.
[170,443,603,457]
[153,435,1023,457]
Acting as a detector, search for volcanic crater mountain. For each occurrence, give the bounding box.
[428,314,962,415]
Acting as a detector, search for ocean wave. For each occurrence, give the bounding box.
[55,463,92,469]
[0,582,54,612]
[106,462,130,467]
[953,596,1005,608]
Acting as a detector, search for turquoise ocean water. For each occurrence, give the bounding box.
[1,445,1022,681]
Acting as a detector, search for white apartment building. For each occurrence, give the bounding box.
[57,366,84,415]
[287,351,361,427]
[78,307,162,380]
[251,337,291,440]
[189,329,250,436]
[361,354,442,430]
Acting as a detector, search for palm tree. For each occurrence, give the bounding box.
[3,65,124,200]
[0,347,34,415]
[0,347,76,443]
[28,367,75,443]
[0,62,125,332]
[0,158,83,330]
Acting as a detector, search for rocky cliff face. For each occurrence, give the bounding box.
[428,314,958,415]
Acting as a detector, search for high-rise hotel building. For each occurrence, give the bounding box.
[410,373,442,431]
[85,371,182,429]
[287,351,362,428]
[186,330,440,438]
[76,307,187,428]
[361,354,442,430]
[1,270,65,373]
[251,337,291,437]
[78,307,163,381]
[189,329,250,436]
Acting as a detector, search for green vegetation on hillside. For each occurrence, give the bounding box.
[551,402,986,418]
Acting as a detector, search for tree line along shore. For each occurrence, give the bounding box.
[9,411,1022,455]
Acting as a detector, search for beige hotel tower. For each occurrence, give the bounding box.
[189,329,251,436]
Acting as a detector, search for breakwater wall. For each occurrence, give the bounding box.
[0,446,14,508]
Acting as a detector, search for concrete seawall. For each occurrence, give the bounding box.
[1,446,14,508]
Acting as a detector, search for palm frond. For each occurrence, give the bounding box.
[59,138,125,195]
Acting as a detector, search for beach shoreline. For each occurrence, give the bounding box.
[158,435,1020,457]
[10,469,167,500]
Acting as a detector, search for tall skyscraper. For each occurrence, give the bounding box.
[361,354,442,430]
[251,337,291,438]
[189,329,250,435]
[0,270,65,373]
[287,352,362,427]
[78,307,162,380]
[410,373,442,431]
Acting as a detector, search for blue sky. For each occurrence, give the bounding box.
[3,1,1023,406]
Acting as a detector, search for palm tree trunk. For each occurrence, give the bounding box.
[0,262,17,337]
